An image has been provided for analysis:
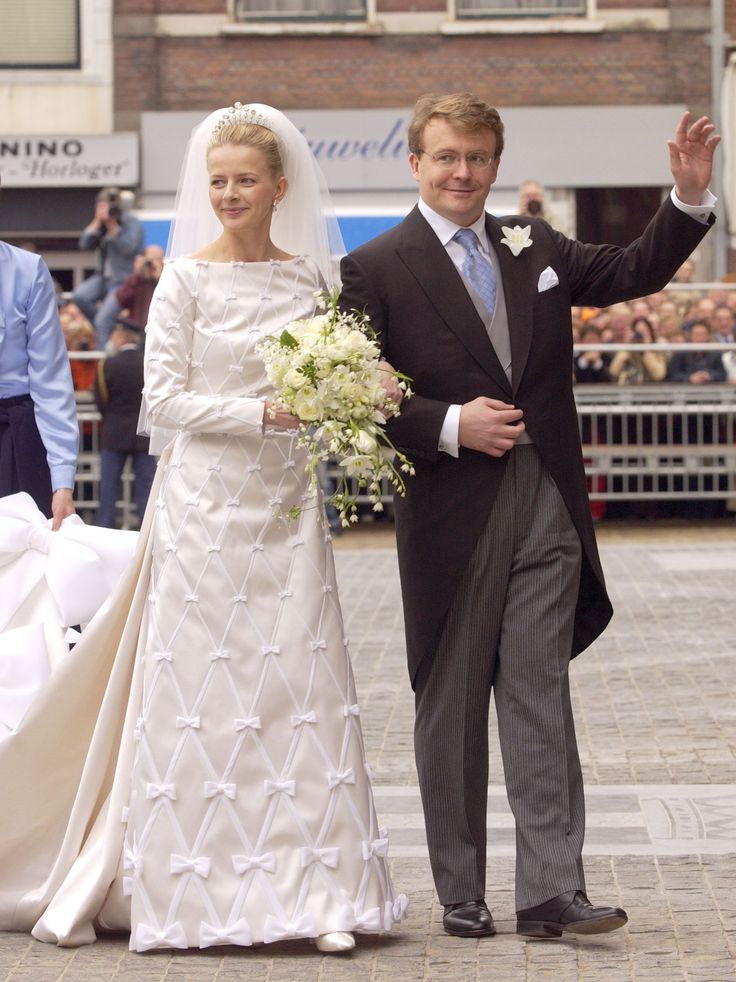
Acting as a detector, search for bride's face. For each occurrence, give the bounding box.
[207,143,286,235]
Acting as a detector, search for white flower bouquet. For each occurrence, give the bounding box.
[258,290,414,527]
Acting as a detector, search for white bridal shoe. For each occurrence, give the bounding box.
[314,931,356,953]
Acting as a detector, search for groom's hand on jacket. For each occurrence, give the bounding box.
[459,397,525,457]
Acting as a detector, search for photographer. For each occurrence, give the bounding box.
[115,245,164,328]
[73,187,144,351]
[517,179,566,232]
[518,179,547,218]
[609,316,668,384]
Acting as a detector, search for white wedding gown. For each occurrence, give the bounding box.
[0,256,406,950]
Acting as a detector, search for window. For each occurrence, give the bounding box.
[234,0,366,20]
[0,0,80,69]
[456,0,584,16]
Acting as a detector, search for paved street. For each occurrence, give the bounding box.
[2,521,736,982]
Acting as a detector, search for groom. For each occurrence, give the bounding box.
[340,93,718,938]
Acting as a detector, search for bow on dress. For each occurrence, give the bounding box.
[0,492,138,632]
[0,492,139,738]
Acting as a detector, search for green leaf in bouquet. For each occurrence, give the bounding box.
[279,329,299,349]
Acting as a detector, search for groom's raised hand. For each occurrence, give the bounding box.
[668,111,720,206]
[459,397,525,457]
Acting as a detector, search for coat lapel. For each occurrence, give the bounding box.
[396,208,511,394]
[486,215,535,396]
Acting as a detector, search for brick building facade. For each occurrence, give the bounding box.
[111,0,732,269]
[113,0,715,125]
[0,1,732,272]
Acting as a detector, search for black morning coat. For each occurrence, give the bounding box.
[340,199,714,687]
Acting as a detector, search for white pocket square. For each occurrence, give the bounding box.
[537,267,559,292]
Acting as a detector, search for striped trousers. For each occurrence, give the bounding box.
[413,444,586,910]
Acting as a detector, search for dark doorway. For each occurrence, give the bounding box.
[575,187,663,246]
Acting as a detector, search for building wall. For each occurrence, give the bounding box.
[0,0,115,134]
[123,33,708,113]
[114,0,714,130]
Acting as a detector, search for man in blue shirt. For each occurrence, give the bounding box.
[0,239,78,528]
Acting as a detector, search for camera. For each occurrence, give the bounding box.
[97,187,122,222]
[526,199,543,216]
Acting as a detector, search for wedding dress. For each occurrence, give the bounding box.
[0,255,407,950]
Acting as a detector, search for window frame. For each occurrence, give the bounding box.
[453,0,586,18]
[233,0,368,23]
[0,0,81,70]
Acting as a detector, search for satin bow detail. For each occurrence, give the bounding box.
[232,852,277,875]
[176,715,200,729]
[146,782,176,800]
[343,703,360,717]
[392,894,410,922]
[0,492,138,631]
[133,921,188,952]
[170,854,211,877]
[264,779,295,797]
[337,904,383,932]
[123,848,142,874]
[327,768,355,789]
[199,918,252,948]
[234,715,261,730]
[262,913,317,943]
[290,711,317,727]
[362,837,389,860]
[204,781,236,799]
[299,846,340,869]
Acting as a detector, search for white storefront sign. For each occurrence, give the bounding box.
[0,134,138,187]
[142,105,684,197]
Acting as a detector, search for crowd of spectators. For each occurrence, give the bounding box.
[572,262,736,387]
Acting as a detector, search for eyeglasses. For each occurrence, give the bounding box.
[418,151,496,172]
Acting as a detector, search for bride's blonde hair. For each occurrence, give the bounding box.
[207,123,284,178]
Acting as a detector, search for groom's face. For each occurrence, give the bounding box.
[409,117,499,227]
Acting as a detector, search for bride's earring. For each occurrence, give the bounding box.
[272,199,279,213]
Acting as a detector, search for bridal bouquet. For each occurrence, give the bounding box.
[258,290,414,527]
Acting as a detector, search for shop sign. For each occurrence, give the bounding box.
[0,134,138,187]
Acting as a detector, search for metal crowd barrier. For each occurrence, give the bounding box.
[70,342,736,525]
[73,390,140,528]
[575,382,736,500]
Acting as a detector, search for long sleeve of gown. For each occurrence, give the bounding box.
[143,264,266,435]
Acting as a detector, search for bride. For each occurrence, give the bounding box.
[0,103,407,955]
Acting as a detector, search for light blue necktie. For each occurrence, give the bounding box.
[453,227,497,317]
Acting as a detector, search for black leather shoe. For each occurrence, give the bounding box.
[516,890,627,938]
[443,900,496,937]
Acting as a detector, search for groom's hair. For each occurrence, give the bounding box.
[408,93,505,159]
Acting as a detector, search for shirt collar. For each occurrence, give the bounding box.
[418,198,489,251]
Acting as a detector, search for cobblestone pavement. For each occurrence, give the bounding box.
[2,522,736,982]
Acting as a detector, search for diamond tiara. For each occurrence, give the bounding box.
[211,102,270,138]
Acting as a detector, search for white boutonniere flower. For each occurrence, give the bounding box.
[500,225,533,257]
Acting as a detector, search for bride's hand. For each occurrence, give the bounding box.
[378,361,403,417]
[263,399,301,430]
